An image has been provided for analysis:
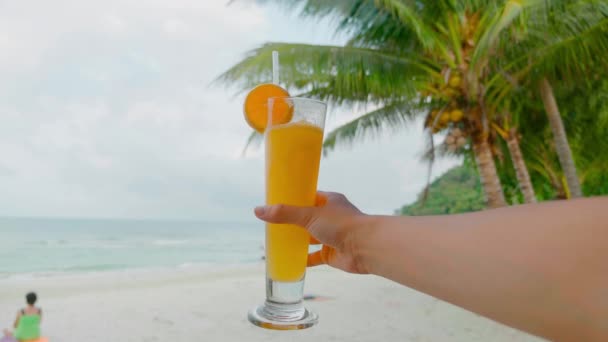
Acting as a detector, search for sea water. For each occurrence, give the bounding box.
[0,217,263,279]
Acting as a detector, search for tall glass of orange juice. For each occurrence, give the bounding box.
[248,96,326,330]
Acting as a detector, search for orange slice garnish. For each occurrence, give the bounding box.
[243,84,293,133]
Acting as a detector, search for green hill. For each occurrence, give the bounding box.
[397,165,485,216]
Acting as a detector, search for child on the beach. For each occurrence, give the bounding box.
[2,292,43,342]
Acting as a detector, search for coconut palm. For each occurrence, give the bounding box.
[491,114,537,203]
[555,75,608,196]
[495,0,608,198]
[220,0,606,206]
[220,0,524,208]
[539,80,581,197]
[497,65,608,201]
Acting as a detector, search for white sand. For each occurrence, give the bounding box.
[0,264,543,342]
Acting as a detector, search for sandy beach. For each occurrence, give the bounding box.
[0,264,543,342]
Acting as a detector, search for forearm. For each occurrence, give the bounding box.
[356,197,608,341]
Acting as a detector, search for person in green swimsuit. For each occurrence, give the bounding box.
[2,292,42,342]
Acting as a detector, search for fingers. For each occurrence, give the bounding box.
[254,191,341,226]
[254,204,317,228]
[318,191,345,201]
[315,192,328,207]
[320,191,361,214]
[307,250,325,267]
[307,246,333,267]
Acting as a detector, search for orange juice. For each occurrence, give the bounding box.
[265,121,324,282]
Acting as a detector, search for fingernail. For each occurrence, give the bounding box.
[254,206,267,217]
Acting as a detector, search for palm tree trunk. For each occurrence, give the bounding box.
[473,139,507,208]
[506,129,537,203]
[539,78,582,198]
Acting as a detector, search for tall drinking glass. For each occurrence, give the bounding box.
[248,97,327,330]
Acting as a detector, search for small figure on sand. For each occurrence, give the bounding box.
[2,292,46,342]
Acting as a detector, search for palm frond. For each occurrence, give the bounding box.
[234,0,359,18]
[421,130,437,203]
[343,4,420,53]
[216,43,431,106]
[471,0,531,72]
[506,0,608,82]
[241,131,264,157]
[369,0,440,51]
[322,100,423,154]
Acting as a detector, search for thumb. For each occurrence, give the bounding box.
[254,204,317,228]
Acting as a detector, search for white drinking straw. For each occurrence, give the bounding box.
[272,51,279,85]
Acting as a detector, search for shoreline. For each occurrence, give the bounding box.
[0,261,263,282]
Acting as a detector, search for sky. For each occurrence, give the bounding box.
[0,0,458,222]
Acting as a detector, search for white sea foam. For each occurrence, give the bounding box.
[1,217,262,278]
[152,239,190,246]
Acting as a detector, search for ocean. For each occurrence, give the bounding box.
[0,217,263,279]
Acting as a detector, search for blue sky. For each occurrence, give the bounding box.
[0,0,458,221]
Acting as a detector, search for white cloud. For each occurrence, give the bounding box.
[100,14,127,35]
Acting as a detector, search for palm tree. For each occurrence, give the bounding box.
[538,79,581,197]
[220,0,606,206]
[555,75,608,195]
[220,0,520,208]
[498,0,608,198]
[492,114,537,203]
[496,64,608,201]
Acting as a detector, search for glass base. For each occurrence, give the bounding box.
[248,278,318,330]
[248,301,318,330]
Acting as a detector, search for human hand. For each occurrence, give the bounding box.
[254,191,369,274]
